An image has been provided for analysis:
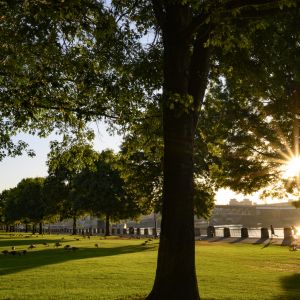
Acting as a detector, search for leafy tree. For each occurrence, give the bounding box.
[0,189,17,231]
[75,150,142,236]
[0,0,142,157]
[120,142,215,219]
[21,178,47,233]
[1,1,300,299]
[2,178,47,233]
[119,144,163,215]
[113,3,300,299]
[46,141,98,234]
[194,9,300,202]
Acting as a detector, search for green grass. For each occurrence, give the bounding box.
[196,241,300,299]
[0,233,300,300]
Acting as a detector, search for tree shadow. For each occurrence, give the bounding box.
[260,240,279,249]
[0,244,154,276]
[206,237,229,242]
[252,238,269,245]
[273,273,300,300]
[0,237,74,248]
[229,237,248,244]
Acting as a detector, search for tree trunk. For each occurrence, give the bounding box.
[153,213,158,238]
[291,84,300,155]
[147,104,199,300]
[147,4,210,300]
[32,224,36,234]
[39,222,43,235]
[25,223,28,233]
[105,214,110,236]
[72,216,77,235]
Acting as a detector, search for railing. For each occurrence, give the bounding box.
[205,226,294,240]
[0,225,294,240]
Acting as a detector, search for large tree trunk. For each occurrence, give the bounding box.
[105,214,110,236]
[147,4,210,300]
[147,113,199,299]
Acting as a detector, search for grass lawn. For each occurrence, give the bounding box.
[0,232,299,300]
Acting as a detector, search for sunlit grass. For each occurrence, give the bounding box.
[196,241,300,299]
[1,233,300,299]
[0,233,157,300]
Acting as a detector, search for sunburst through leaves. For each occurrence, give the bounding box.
[282,156,300,179]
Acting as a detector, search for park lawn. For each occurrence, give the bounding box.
[0,233,299,300]
[196,241,300,299]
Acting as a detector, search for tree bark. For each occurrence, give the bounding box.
[72,216,77,235]
[147,4,210,300]
[39,222,43,235]
[105,214,110,236]
[147,113,199,299]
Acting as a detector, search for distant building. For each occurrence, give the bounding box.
[206,202,300,228]
[229,198,253,206]
[43,203,300,233]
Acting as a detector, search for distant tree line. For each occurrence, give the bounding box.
[0,148,143,235]
[0,145,213,235]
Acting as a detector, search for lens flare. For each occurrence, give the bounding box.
[282,156,300,178]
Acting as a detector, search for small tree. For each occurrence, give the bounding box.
[0,189,18,231]
[47,141,98,234]
[75,150,142,236]
[13,178,46,234]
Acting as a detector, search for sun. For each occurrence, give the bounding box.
[282,156,300,178]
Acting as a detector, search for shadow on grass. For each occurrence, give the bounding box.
[229,237,248,244]
[206,237,230,242]
[0,244,155,276]
[273,273,300,300]
[260,240,278,249]
[252,238,269,245]
[0,236,75,248]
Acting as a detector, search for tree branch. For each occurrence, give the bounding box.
[115,0,140,24]
[26,102,161,123]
